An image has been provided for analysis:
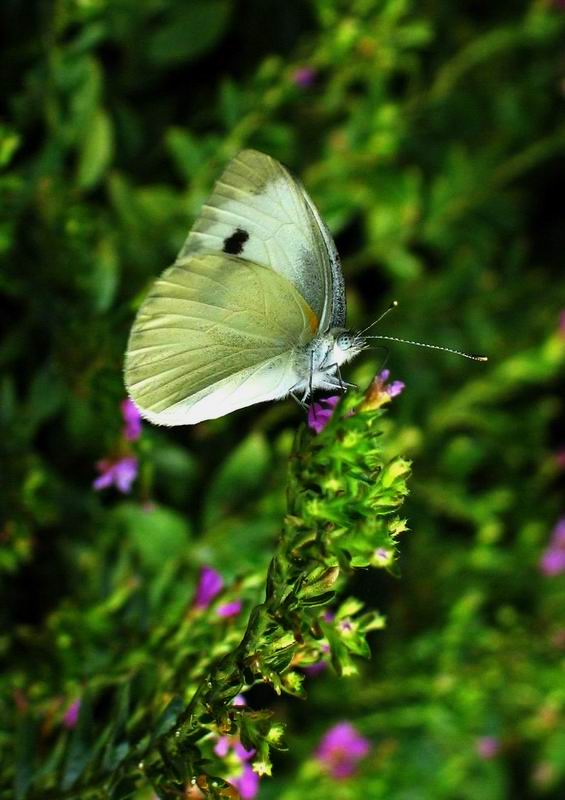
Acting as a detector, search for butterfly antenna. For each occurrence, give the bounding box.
[364,335,488,362]
[358,300,399,336]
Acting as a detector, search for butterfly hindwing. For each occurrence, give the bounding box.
[125,253,317,425]
[177,150,345,332]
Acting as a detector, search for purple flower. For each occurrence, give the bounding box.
[93,456,138,493]
[378,369,406,398]
[387,381,405,398]
[315,722,370,779]
[121,398,142,441]
[303,661,327,677]
[540,549,565,576]
[217,599,242,619]
[63,699,81,729]
[194,566,224,609]
[555,450,565,469]
[308,395,340,434]
[234,741,255,762]
[361,369,405,411]
[373,547,392,566]
[292,66,316,87]
[233,694,247,707]
[552,518,565,546]
[540,519,565,577]
[233,764,260,799]
[214,735,259,799]
[303,644,330,677]
[476,736,500,759]
[214,735,255,761]
[214,736,231,758]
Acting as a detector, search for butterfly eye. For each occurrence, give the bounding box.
[336,333,353,350]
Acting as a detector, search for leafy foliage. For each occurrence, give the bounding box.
[1,0,565,798]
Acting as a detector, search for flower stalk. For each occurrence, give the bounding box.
[147,385,410,798]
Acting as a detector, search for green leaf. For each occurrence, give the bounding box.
[113,502,192,569]
[219,79,242,129]
[101,683,131,773]
[203,432,271,527]
[152,439,199,504]
[62,694,94,790]
[14,716,36,800]
[165,128,205,181]
[154,696,185,738]
[24,362,64,436]
[66,56,103,144]
[76,107,114,189]
[88,235,120,312]
[0,125,21,169]
[148,1,231,66]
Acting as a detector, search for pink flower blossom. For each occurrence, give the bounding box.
[315,722,370,779]
[540,519,565,576]
[233,740,255,761]
[214,735,255,761]
[217,599,242,619]
[373,547,392,566]
[552,519,565,546]
[93,456,138,493]
[214,736,231,758]
[303,644,330,677]
[121,398,142,441]
[303,661,326,677]
[63,699,81,729]
[540,549,565,576]
[234,764,259,799]
[214,735,259,799]
[376,369,405,398]
[476,736,500,759]
[361,369,405,411]
[308,395,340,434]
[194,566,224,609]
[293,66,316,87]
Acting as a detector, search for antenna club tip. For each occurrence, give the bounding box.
[392,300,399,307]
[478,356,488,362]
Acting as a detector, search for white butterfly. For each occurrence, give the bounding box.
[125,150,365,426]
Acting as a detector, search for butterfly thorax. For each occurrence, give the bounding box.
[292,328,366,398]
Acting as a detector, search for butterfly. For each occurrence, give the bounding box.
[124,150,365,426]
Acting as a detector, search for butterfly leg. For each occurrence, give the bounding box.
[290,390,308,411]
[327,363,357,392]
[307,350,318,421]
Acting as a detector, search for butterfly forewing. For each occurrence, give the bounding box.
[177,150,344,332]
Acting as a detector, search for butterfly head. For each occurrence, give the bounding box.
[332,329,367,365]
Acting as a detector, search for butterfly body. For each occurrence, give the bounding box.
[125,150,357,426]
[290,329,365,400]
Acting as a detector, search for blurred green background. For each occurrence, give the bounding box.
[2,0,565,798]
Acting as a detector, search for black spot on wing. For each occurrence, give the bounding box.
[223,228,249,255]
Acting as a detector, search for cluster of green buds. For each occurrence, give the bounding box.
[148,379,410,798]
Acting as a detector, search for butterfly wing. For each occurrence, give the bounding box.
[125,253,317,425]
[177,149,346,332]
